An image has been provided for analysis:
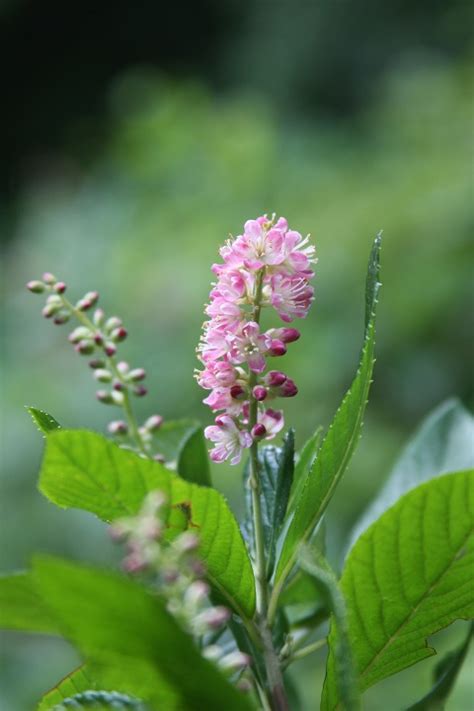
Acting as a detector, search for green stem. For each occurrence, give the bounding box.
[283,638,327,668]
[58,294,148,457]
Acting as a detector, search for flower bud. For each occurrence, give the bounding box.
[274,327,300,343]
[174,531,200,554]
[195,606,231,631]
[75,340,95,355]
[267,339,287,357]
[93,308,105,327]
[105,316,122,332]
[111,327,128,343]
[203,645,224,662]
[42,272,56,284]
[89,358,106,369]
[184,580,210,607]
[94,333,104,346]
[54,281,67,294]
[113,380,124,391]
[251,423,267,439]
[94,368,113,382]
[128,368,146,382]
[133,385,148,397]
[42,302,60,318]
[265,370,287,387]
[26,280,45,294]
[69,326,92,343]
[117,360,130,375]
[111,390,124,405]
[218,651,252,673]
[230,384,246,400]
[77,292,98,311]
[108,420,128,435]
[145,414,163,431]
[104,342,117,357]
[53,311,70,325]
[279,378,298,397]
[96,390,114,404]
[252,385,267,401]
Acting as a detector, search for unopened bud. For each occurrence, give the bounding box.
[75,340,95,355]
[42,303,60,318]
[113,380,124,391]
[93,308,105,327]
[77,292,98,311]
[96,390,114,404]
[42,272,56,284]
[26,280,45,294]
[117,360,130,375]
[111,390,124,405]
[203,645,224,662]
[174,531,200,554]
[128,368,146,382]
[195,606,231,631]
[89,358,105,369]
[265,370,287,387]
[219,651,251,673]
[185,580,210,607]
[105,316,122,332]
[251,423,267,439]
[69,326,92,343]
[108,420,128,435]
[53,311,70,325]
[133,385,148,397]
[94,333,104,346]
[54,281,67,294]
[252,385,267,401]
[277,328,300,343]
[279,378,298,397]
[111,327,128,343]
[230,384,246,400]
[104,342,117,357]
[145,414,163,431]
[94,368,112,382]
[267,339,287,357]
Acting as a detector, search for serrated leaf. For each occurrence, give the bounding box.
[38,666,98,710]
[273,234,381,598]
[39,430,255,619]
[42,691,148,711]
[152,419,200,463]
[407,622,473,710]
[322,470,474,709]
[176,425,212,487]
[300,548,359,710]
[287,426,323,515]
[349,398,474,548]
[33,556,253,711]
[27,406,62,435]
[0,571,59,634]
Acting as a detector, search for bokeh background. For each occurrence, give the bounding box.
[1,1,473,709]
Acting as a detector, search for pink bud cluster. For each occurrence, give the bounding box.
[197,215,316,464]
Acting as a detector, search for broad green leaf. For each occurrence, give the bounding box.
[27,406,61,434]
[322,470,474,709]
[33,556,252,711]
[39,430,255,619]
[287,426,323,514]
[349,398,474,548]
[300,549,359,710]
[407,622,473,710]
[243,431,295,576]
[0,571,59,634]
[176,425,212,487]
[274,234,381,597]
[152,419,199,463]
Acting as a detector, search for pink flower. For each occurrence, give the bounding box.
[197,359,238,389]
[226,321,269,373]
[258,409,285,439]
[204,415,252,465]
[270,273,314,322]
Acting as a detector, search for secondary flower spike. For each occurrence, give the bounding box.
[196,214,316,464]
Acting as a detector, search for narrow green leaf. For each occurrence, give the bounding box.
[407,622,473,710]
[27,406,62,435]
[349,398,474,548]
[33,556,252,711]
[39,430,255,619]
[0,571,59,634]
[176,425,212,487]
[287,426,323,514]
[300,549,359,711]
[274,234,381,594]
[152,419,200,463]
[322,470,474,709]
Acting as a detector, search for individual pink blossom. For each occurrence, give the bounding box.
[257,409,285,439]
[270,273,315,322]
[226,321,269,373]
[204,415,253,465]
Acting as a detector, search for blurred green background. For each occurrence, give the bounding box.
[1,1,473,709]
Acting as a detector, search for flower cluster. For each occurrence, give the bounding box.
[196,215,315,464]
[27,273,163,458]
[111,491,251,678]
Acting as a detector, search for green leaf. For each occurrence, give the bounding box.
[300,549,359,711]
[349,398,474,548]
[39,429,255,619]
[273,234,381,596]
[152,419,200,463]
[33,556,252,711]
[278,570,328,628]
[176,425,212,487]
[38,666,98,710]
[27,406,62,435]
[407,622,473,710]
[322,470,474,709]
[287,426,323,515]
[0,571,59,634]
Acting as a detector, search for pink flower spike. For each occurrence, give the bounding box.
[204,415,252,465]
